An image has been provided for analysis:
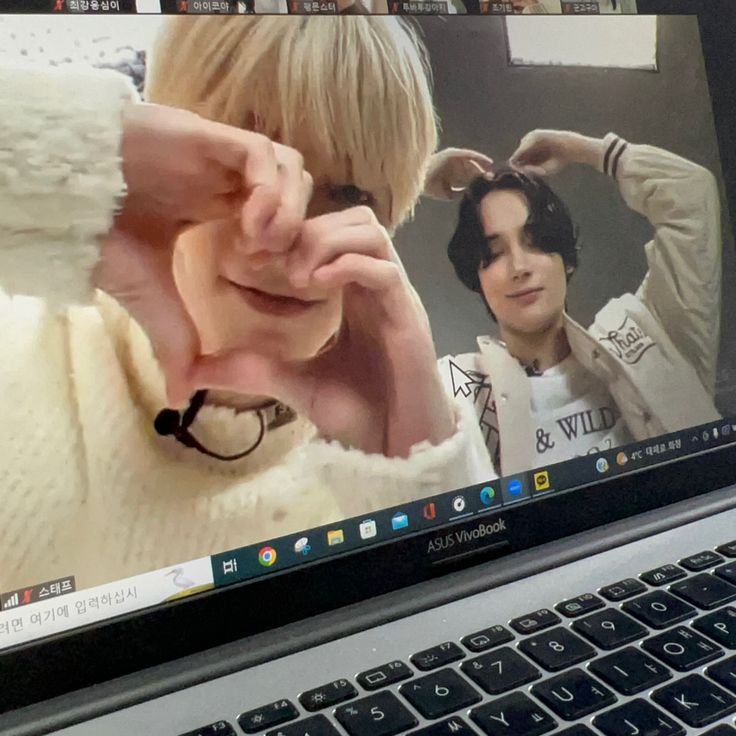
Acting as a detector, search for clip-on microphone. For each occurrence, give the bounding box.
[154,390,265,461]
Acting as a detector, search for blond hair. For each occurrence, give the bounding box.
[146,16,438,230]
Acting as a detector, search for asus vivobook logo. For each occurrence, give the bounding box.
[426,518,507,554]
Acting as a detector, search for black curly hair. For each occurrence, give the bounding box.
[447,167,579,317]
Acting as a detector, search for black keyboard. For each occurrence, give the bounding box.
[181,540,736,736]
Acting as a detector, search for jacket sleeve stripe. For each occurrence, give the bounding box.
[603,136,620,176]
[611,142,629,179]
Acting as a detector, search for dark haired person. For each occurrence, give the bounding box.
[438,129,722,477]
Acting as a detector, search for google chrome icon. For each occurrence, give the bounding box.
[258,546,277,567]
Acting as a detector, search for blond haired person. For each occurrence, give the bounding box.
[0,17,491,592]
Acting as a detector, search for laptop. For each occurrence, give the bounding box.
[1,4,736,735]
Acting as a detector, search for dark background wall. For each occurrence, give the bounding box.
[395,15,736,414]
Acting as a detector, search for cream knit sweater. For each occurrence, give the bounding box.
[0,65,492,592]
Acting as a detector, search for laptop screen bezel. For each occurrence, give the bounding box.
[1,0,735,716]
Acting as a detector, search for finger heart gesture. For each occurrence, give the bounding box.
[193,206,454,457]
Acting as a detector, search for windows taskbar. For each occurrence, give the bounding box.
[210,416,736,588]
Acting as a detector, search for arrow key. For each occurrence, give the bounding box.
[399,668,481,720]
[652,673,736,727]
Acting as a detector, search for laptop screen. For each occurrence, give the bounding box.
[0,12,733,652]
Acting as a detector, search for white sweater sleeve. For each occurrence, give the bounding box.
[601,133,722,396]
[0,64,138,310]
[313,397,495,517]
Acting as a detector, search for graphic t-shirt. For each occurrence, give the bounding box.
[528,354,632,467]
[440,352,632,474]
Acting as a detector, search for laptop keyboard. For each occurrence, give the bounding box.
[180,541,736,736]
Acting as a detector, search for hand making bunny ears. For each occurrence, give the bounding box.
[423,147,495,201]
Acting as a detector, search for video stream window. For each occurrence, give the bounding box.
[0,14,732,647]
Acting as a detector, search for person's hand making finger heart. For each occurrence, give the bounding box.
[193,204,456,458]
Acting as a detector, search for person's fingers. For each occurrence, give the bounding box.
[204,125,280,192]
[202,128,286,244]
[131,278,200,409]
[288,216,390,289]
[439,152,494,196]
[461,151,495,171]
[312,253,409,328]
[158,342,198,409]
[509,131,541,164]
[512,163,549,178]
[510,146,545,169]
[446,157,495,194]
[313,252,402,291]
[241,184,283,244]
[259,146,313,254]
[97,235,199,409]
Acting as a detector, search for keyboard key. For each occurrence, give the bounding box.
[238,700,299,734]
[702,726,736,736]
[300,678,357,711]
[572,609,647,650]
[589,647,671,695]
[531,668,616,720]
[461,625,513,653]
[640,564,687,587]
[510,609,560,635]
[411,642,464,671]
[410,717,477,735]
[593,699,685,736]
[470,692,557,736]
[179,722,237,736]
[265,715,340,736]
[622,590,696,628]
[652,673,736,727]
[680,551,724,571]
[518,627,596,672]
[357,661,413,691]
[461,646,540,695]
[599,578,647,602]
[670,573,736,610]
[556,593,605,618]
[693,607,736,649]
[716,562,736,586]
[335,691,417,736]
[717,541,736,558]
[643,626,723,671]
[707,655,736,694]
[399,668,481,719]
[556,728,596,736]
